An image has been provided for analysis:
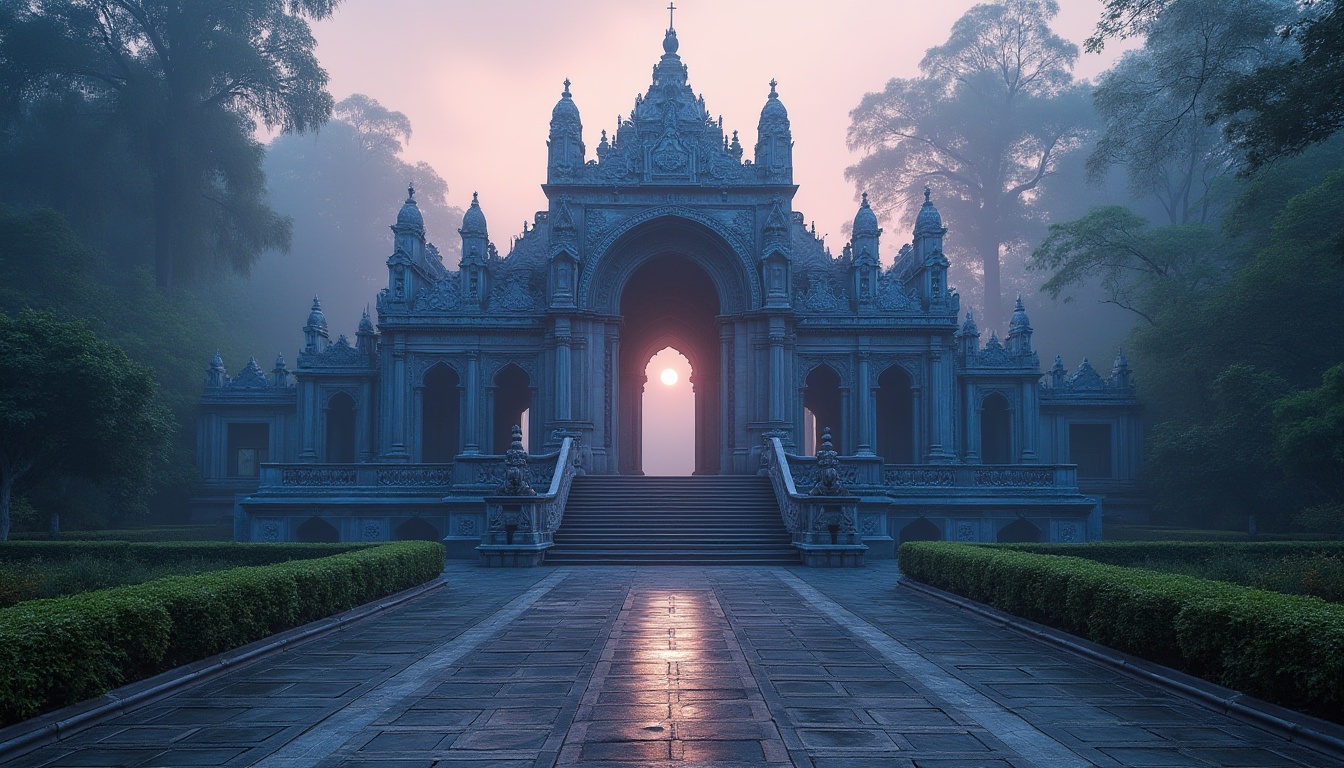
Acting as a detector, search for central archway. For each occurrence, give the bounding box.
[618,253,721,475]
[590,214,757,476]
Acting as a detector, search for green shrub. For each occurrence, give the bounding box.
[898,542,1344,722]
[0,541,443,725]
[8,525,234,542]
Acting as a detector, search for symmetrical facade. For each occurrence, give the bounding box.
[195,24,1142,557]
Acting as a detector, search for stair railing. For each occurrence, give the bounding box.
[477,432,581,566]
[762,435,868,567]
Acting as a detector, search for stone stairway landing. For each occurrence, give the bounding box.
[547,475,796,565]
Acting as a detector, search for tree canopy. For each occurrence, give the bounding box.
[846,0,1089,325]
[0,310,173,540]
[0,0,341,289]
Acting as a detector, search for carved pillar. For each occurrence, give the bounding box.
[299,381,318,462]
[484,386,497,454]
[387,345,409,461]
[964,382,981,464]
[768,317,786,423]
[359,384,373,462]
[1020,382,1039,463]
[464,351,481,454]
[927,344,953,463]
[411,384,424,462]
[555,318,572,421]
[856,354,874,456]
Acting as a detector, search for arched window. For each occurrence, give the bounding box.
[296,516,339,543]
[803,365,843,453]
[493,365,531,453]
[876,365,914,464]
[422,364,461,462]
[325,392,356,463]
[981,393,1011,465]
[997,518,1041,543]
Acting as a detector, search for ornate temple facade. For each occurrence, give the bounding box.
[195,25,1142,558]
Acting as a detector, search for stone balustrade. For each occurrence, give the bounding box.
[763,437,867,567]
[478,435,581,566]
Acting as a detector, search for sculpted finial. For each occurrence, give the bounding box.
[924,185,932,202]
[406,181,415,200]
[769,78,778,97]
[562,78,571,97]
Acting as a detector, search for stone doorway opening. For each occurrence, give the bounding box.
[641,346,694,476]
[617,253,721,475]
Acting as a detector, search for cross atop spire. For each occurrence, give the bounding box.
[668,1,676,29]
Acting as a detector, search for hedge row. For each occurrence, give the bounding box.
[0,541,372,566]
[898,542,1344,723]
[1102,525,1339,543]
[997,540,1344,566]
[0,541,444,726]
[8,525,233,542]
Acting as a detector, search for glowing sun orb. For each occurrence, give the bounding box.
[660,368,678,386]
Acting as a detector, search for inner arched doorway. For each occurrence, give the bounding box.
[617,253,722,475]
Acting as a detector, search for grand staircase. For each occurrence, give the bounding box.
[547,475,797,565]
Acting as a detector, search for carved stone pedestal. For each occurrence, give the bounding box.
[793,495,867,567]
[476,497,552,567]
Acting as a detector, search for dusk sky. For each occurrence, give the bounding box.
[307,1,1132,473]
[309,0,1130,252]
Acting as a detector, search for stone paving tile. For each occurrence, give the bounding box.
[2,562,1343,768]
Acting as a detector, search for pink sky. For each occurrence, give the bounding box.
[310,0,1129,251]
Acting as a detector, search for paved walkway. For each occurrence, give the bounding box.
[2,563,1339,768]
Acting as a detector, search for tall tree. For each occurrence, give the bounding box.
[846,0,1089,324]
[1219,0,1344,171]
[0,311,172,540]
[0,0,341,289]
[1087,0,1295,226]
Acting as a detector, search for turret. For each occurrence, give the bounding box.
[303,297,328,354]
[356,307,377,362]
[1006,295,1034,357]
[849,192,881,307]
[1048,355,1067,388]
[913,186,950,305]
[547,79,585,182]
[957,311,981,359]
[755,79,792,177]
[459,192,490,304]
[206,351,228,389]
[1109,349,1133,389]
[391,183,426,262]
[271,354,290,388]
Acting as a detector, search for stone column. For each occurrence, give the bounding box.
[299,381,317,462]
[464,351,481,454]
[768,317,786,423]
[927,342,953,463]
[555,317,572,421]
[856,353,874,456]
[1020,381,1039,463]
[387,345,409,461]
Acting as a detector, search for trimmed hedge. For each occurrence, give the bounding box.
[0,541,372,566]
[8,525,233,542]
[997,540,1344,565]
[1103,524,1339,542]
[0,541,444,726]
[898,542,1344,723]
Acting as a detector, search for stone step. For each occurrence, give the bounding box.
[551,475,792,566]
